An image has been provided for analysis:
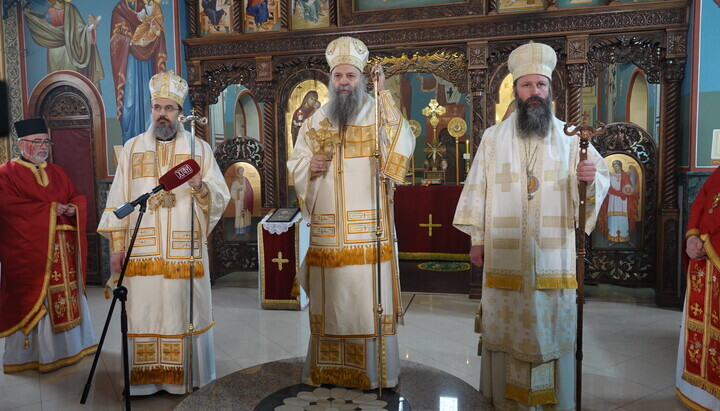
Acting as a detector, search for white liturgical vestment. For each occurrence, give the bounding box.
[454,112,609,408]
[288,90,414,390]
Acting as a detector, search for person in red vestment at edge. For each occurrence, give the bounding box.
[677,168,720,410]
[0,118,97,373]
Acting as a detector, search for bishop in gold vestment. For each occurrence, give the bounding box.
[98,71,230,395]
[454,43,609,410]
[288,36,415,390]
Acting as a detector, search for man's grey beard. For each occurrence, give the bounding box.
[327,76,366,131]
[27,152,48,164]
[154,119,180,141]
[516,93,553,139]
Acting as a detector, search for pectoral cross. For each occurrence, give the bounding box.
[419,214,442,237]
[272,251,290,271]
[709,193,720,214]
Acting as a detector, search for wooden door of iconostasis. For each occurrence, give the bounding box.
[207,83,267,282]
[29,73,107,285]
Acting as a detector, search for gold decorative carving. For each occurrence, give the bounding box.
[368,51,467,93]
[256,56,273,82]
[566,35,588,64]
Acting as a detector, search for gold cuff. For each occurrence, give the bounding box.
[110,231,126,252]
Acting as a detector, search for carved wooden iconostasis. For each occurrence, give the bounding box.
[184,0,689,307]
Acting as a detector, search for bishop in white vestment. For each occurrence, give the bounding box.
[98,71,230,395]
[454,42,609,410]
[288,36,415,390]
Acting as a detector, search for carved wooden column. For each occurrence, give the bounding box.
[486,0,498,15]
[187,61,208,142]
[655,30,687,308]
[467,41,488,299]
[255,56,280,208]
[565,35,589,126]
[186,0,198,37]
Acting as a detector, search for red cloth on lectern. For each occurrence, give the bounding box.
[261,224,298,300]
[394,185,469,256]
[0,160,87,337]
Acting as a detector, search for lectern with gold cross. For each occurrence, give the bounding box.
[258,210,309,310]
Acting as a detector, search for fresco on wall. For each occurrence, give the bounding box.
[291,0,330,30]
[200,0,232,35]
[353,0,465,11]
[244,0,282,32]
[223,162,262,242]
[23,0,105,91]
[498,0,544,13]
[592,153,643,250]
[17,0,183,176]
[110,0,169,143]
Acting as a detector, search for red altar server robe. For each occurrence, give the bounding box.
[681,167,720,399]
[0,159,87,337]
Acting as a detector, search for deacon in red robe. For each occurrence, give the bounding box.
[677,166,720,410]
[0,118,96,373]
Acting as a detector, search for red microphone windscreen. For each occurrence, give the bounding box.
[158,159,201,191]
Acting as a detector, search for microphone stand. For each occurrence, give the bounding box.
[81,199,150,410]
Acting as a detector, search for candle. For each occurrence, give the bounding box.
[466,138,470,154]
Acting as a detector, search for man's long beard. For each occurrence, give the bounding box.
[154,118,180,141]
[516,94,553,139]
[327,76,366,131]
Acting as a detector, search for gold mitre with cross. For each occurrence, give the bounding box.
[508,42,557,80]
[325,36,369,72]
[149,70,188,106]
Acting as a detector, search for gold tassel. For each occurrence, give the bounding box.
[290,279,300,297]
[24,337,29,349]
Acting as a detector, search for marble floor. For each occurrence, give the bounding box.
[0,274,688,410]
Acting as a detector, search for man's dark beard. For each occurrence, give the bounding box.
[516,94,553,139]
[155,118,180,141]
[327,76,366,131]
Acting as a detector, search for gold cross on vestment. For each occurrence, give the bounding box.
[690,302,703,317]
[496,163,518,192]
[709,193,720,214]
[272,251,290,271]
[419,214,442,237]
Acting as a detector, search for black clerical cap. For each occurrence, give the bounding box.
[14,118,48,137]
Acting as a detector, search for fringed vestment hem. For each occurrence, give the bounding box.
[310,366,372,390]
[505,383,558,407]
